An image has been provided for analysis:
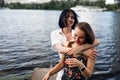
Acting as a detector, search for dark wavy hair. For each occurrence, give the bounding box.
[59,9,78,29]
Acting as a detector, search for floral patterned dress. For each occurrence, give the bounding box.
[62,42,87,80]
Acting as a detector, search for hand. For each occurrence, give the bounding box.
[83,48,98,59]
[65,58,83,68]
[66,48,77,55]
[42,73,50,80]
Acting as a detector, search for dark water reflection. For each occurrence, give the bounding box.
[0,10,120,80]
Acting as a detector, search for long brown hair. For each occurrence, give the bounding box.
[75,22,95,44]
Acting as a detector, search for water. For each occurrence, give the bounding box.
[0,9,120,80]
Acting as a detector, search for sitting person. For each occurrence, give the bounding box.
[42,22,98,80]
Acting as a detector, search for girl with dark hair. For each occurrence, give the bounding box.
[43,8,100,80]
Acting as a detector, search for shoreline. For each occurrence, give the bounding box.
[0,68,120,80]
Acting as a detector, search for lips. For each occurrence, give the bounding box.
[66,21,73,26]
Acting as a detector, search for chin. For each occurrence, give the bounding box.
[76,42,82,45]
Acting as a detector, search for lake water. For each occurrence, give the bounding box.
[0,9,120,80]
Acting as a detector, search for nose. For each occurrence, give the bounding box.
[75,37,79,42]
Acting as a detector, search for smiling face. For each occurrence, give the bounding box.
[74,26,86,45]
[65,12,75,27]
[74,22,95,45]
[59,9,78,29]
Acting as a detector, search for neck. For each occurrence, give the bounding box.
[62,27,72,41]
[62,27,72,34]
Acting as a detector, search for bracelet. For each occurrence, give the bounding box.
[79,65,86,72]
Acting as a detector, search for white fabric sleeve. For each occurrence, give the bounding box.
[51,31,62,51]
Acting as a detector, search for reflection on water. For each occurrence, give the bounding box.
[0,10,120,79]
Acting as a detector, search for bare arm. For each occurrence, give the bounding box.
[72,39,100,59]
[54,39,99,59]
[42,54,65,80]
[49,54,65,76]
[80,54,96,78]
[76,38,100,53]
[54,43,72,53]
